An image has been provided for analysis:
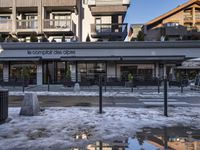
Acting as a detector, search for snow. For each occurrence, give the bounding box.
[182,58,200,67]
[0,107,200,150]
[9,90,200,98]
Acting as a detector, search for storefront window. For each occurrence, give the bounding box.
[78,63,106,84]
[9,62,37,84]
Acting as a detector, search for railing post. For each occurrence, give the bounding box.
[104,76,107,92]
[164,78,168,117]
[22,76,25,93]
[181,79,183,93]
[131,79,134,92]
[99,75,103,114]
[164,127,168,149]
[158,77,160,93]
[48,76,50,92]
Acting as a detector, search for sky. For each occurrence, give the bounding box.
[125,0,189,24]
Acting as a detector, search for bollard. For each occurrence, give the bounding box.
[164,127,168,149]
[181,80,183,93]
[22,78,25,93]
[158,78,160,93]
[164,78,168,117]
[99,75,103,114]
[0,89,8,123]
[48,76,50,92]
[104,76,107,92]
[131,84,133,92]
[131,79,134,92]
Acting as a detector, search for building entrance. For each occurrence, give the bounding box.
[43,61,67,84]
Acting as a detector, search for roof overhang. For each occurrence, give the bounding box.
[0,57,41,61]
[145,0,200,26]
[61,56,121,61]
[122,56,185,61]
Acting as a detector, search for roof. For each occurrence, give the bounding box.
[0,41,200,50]
[146,0,200,26]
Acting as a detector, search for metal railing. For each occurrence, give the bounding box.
[43,19,72,30]
[91,23,127,34]
[0,19,12,31]
[16,19,38,29]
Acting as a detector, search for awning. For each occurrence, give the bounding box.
[176,66,200,69]
[0,57,41,61]
[122,56,185,61]
[60,56,121,61]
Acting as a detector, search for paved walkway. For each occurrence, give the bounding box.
[4,84,200,108]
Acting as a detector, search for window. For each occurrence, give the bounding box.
[53,13,71,28]
[0,16,10,20]
[166,22,179,27]
[95,18,101,32]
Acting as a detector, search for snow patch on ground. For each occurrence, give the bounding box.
[0,107,200,150]
[9,91,200,98]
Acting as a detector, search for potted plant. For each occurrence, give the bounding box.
[125,73,134,87]
[22,67,30,87]
[64,67,73,87]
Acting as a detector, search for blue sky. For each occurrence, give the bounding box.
[125,0,189,24]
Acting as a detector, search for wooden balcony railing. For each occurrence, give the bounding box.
[16,19,38,30]
[0,20,12,31]
[196,15,200,21]
[184,16,193,22]
[43,19,72,31]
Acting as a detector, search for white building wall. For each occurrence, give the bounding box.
[71,12,79,39]
[82,2,94,42]
[101,16,111,24]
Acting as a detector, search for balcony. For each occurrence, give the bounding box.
[184,16,193,22]
[0,19,12,32]
[42,0,77,7]
[196,15,200,22]
[88,0,130,6]
[88,0,130,15]
[16,19,38,31]
[91,23,127,40]
[43,19,75,34]
[164,26,187,36]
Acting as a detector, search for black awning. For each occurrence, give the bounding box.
[0,57,41,61]
[60,56,121,61]
[122,56,185,61]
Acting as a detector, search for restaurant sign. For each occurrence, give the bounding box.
[27,50,76,56]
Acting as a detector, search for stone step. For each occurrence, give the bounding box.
[143,102,189,106]
[139,98,177,102]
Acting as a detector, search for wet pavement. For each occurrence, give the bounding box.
[71,126,200,150]
[9,95,200,108]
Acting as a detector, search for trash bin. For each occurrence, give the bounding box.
[0,89,8,123]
